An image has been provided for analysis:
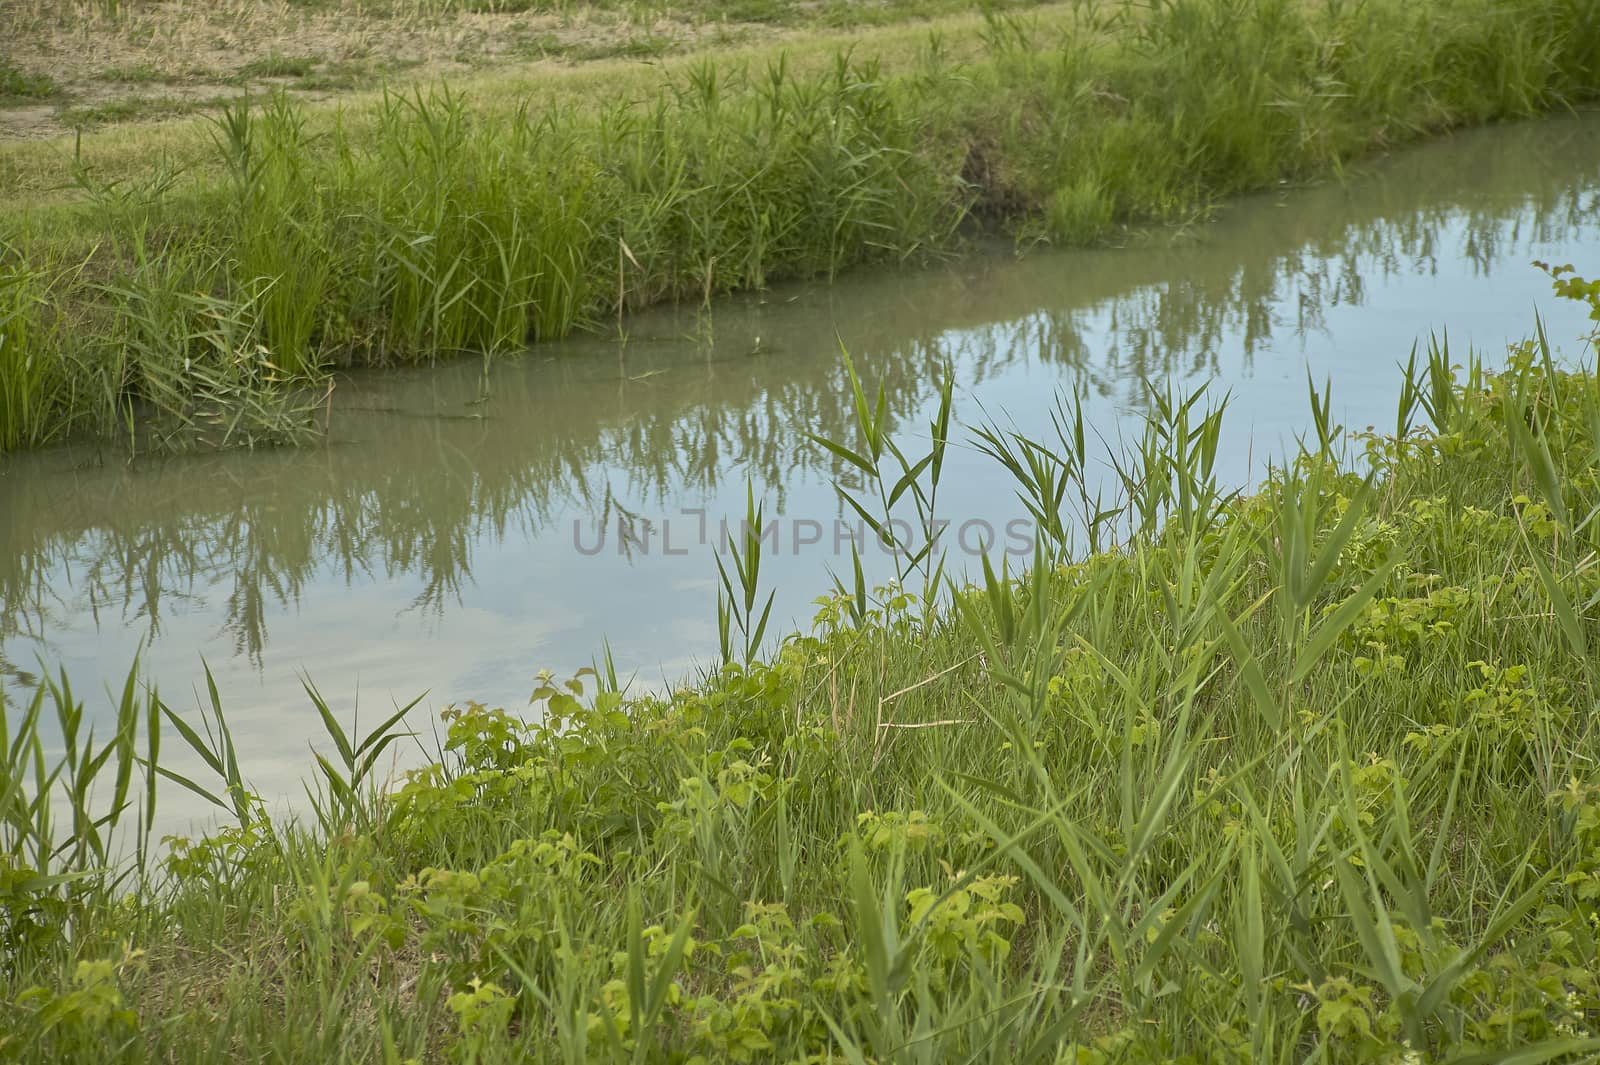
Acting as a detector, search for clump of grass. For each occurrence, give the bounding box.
[1045,173,1114,244]
[59,94,239,129]
[89,245,323,450]
[0,258,67,450]
[564,34,679,62]
[208,97,334,380]
[236,54,320,80]
[96,63,172,85]
[0,58,59,103]
[290,59,374,92]
[4,311,1600,1061]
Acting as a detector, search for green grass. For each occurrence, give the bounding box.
[0,59,59,104]
[57,94,242,129]
[4,287,1600,1060]
[563,34,679,62]
[0,260,67,451]
[280,58,429,94]
[2,0,1600,453]
[237,55,321,80]
[97,64,180,86]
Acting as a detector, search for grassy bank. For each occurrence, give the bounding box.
[4,279,1600,1059]
[0,0,1054,143]
[3,0,1600,453]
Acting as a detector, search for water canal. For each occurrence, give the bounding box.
[4,112,1599,828]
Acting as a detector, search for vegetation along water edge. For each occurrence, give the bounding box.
[2,0,1599,451]
[3,271,1600,1060]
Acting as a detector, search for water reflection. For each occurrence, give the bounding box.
[2,113,1598,740]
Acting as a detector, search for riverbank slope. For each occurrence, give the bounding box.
[3,0,1599,452]
[4,292,1600,1059]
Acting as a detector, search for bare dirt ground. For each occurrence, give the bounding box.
[0,0,794,141]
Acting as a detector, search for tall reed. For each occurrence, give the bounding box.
[0,258,67,452]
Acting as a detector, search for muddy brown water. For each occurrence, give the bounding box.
[4,113,1600,832]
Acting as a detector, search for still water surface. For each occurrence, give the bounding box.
[4,114,1600,826]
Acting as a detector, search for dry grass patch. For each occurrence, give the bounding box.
[0,0,1019,143]
[0,2,1091,208]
